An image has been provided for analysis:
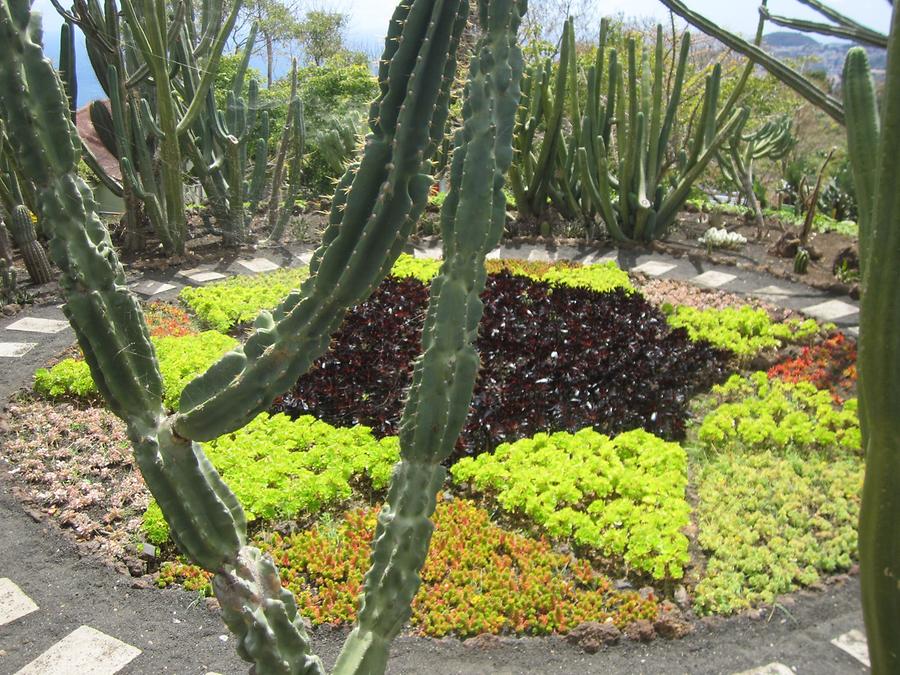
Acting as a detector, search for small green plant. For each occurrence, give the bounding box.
[388,253,443,283]
[694,451,862,614]
[664,305,820,360]
[540,261,634,294]
[451,428,690,580]
[34,332,237,410]
[695,372,861,457]
[179,268,310,332]
[142,412,400,542]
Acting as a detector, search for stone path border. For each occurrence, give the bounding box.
[0,240,869,673]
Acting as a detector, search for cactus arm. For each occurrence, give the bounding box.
[761,5,887,48]
[333,2,526,671]
[268,59,299,234]
[656,0,845,124]
[174,0,469,442]
[843,49,880,265]
[269,99,305,242]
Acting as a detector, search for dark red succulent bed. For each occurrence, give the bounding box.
[273,272,733,460]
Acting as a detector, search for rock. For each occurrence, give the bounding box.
[139,543,157,561]
[205,597,221,612]
[832,245,860,277]
[565,621,621,653]
[638,586,656,601]
[743,608,767,621]
[623,619,656,642]
[653,608,693,639]
[463,633,507,650]
[674,585,690,609]
[614,578,633,590]
[130,577,151,590]
[125,557,145,577]
[849,564,860,576]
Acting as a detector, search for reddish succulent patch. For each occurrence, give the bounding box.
[158,499,659,637]
[143,302,197,338]
[273,272,732,457]
[767,332,857,402]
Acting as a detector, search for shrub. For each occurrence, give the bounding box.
[34,332,237,410]
[389,253,443,283]
[694,451,862,614]
[695,372,861,457]
[179,268,310,332]
[158,499,660,636]
[275,273,731,452]
[663,305,819,360]
[142,412,399,542]
[451,428,691,580]
[540,261,634,294]
[767,332,857,402]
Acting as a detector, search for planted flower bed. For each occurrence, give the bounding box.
[3,255,862,644]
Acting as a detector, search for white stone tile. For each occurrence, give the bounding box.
[753,285,796,299]
[803,299,859,322]
[5,317,69,334]
[733,663,794,675]
[831,629,870,667]
[847,326,859,337]
[237,258,280,273]
[526,247,551,262]
[14,625,141,674]
[486,248,501,260]
[693,270,737,289]
[0,578,38,626]
[632,260,677,276]
[413,247,442,260]
[0,342,37,358]
[131,280,176,297]
[186,271,227,284]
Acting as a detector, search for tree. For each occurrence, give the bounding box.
[241,0,302,88]
[295,8,347,66]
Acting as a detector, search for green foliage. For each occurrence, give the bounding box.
[540,261,634,294]
[143,412,400,542]
[34,332,237,410]
[694,451,862,614]
[388,253,443,283]
[158,499,660,636]
[664,305,820,360]
[179,268,310,332]
[451,428,691,580]
[695,372,861,457]
[143,500,170,546]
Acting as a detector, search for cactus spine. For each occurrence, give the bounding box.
[0,0,505,672]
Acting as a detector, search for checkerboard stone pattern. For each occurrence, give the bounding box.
[5,317,69,334]
[183,270,227,283]
[632,260,677,276]
[237,258,280,273]
[132,280,177,297]
[692,270,737,289]
[0,342,37,357]
[734,663,794,675]
[14,625,141,675]
[0,579,38,627]
[802,299,859,322]
[831,629,870,667]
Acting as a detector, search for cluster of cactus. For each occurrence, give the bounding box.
[314,116,361,178]
[510,18,749,242]
[793,246,810,274]
[717,116,795,236]
[0,0,526,672]
[698,226,747,252]
[659,4,897,672]
[57,0,304,252]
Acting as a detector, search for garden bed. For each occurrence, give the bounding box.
[0,255,863,648]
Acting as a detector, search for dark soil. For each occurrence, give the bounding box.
[662,213,859,296]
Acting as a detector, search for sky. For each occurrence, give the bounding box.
[31,0,894,105]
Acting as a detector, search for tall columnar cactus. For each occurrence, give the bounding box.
[0,0,524,672]
[7,206,53,285]
[717,116,794,236]
[508,17,573,218]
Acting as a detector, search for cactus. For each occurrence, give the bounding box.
[718,116,794,236]
[8,206,53,284]
[0,258,17,304]
[0,0,515,672]
[793,246,810,274]
[575,23,749,242]
[315,116,360,178]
